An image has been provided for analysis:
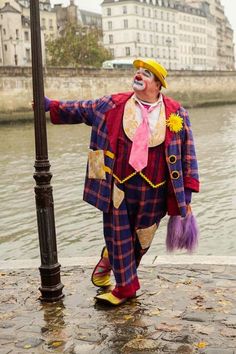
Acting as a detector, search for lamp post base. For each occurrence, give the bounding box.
[39,263,64,302]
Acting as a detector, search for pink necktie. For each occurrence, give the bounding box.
[129,103,156,172]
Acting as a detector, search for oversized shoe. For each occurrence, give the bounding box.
[95,291,136,306]
[91,246,112,288]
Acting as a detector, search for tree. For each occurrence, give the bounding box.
[45,23,112,67]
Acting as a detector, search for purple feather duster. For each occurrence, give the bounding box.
[166,216,183,252]
[166,213,199,253]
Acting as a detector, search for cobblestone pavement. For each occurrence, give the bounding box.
[0,263,236,353]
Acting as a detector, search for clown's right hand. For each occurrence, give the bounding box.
[44,96,51,112]
[31,96,52,112]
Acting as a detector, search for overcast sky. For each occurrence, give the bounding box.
[51,0,236,42]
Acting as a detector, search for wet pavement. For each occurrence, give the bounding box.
[0,259,236,353]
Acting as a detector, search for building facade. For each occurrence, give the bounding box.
[0,0,57,66]
[101,0,234,70]
[185,0,234,69]
[0,0,234,70]
[54,0,102,33]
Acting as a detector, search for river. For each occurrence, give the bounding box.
[0,104,236,260]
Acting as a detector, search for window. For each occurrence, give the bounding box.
[108,21,112,30]
[125,47,130,56]
[26,48,31,62]
[110,48,114,57]
[109,34,113,44]
[137,32,140,42]
[42,18,46,29]
[107,8,111,16]
[143,20,145,29]
[3,28,6,35]
[16,29,19,39]
[136,19,139,28]
[124,19,128,29]
[135,6,138,14]
[49,19,53,29]
[4,44,7,51]
[123,6,127,14]
[24,31,29,41]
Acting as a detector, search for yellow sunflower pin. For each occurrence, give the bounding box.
[166,114,183,133]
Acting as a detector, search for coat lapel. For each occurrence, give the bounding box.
[163,95,181,148]
[106,92,134,153]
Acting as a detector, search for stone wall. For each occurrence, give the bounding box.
[1,66,236,116]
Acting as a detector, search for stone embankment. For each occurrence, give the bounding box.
[0,256,236,353]
[1,66,236,123]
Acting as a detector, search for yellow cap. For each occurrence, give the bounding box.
[133,58,168,88]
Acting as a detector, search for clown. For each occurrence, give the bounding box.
[46,58,200,306]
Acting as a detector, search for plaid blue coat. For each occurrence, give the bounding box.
[50,92,199,217]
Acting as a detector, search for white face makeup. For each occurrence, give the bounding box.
[132,67,155,91]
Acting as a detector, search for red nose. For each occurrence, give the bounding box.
[135,74,142,81]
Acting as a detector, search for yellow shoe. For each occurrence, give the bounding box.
[95,292,127,306]
[91,246,112,288]
[92,274,112,288]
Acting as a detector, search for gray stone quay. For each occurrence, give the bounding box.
[0,256,236,354]
[2,67,236,118]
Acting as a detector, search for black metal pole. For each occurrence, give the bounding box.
[30,0,64,302]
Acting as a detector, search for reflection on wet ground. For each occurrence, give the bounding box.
[0,264,236,353]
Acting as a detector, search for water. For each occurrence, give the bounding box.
[0,105,236,260]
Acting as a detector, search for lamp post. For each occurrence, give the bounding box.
[30,0,64,302]
[166,37,172,70]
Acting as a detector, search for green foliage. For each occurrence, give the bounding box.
[45,23,112,67]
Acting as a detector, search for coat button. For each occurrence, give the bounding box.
[168,155,177,164]
[171,170,180,179]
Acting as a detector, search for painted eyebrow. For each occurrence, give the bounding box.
[143,69,152,77]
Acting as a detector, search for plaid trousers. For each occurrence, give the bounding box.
[103,174,167,297]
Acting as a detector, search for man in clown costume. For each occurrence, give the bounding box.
[46,58,200,306]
